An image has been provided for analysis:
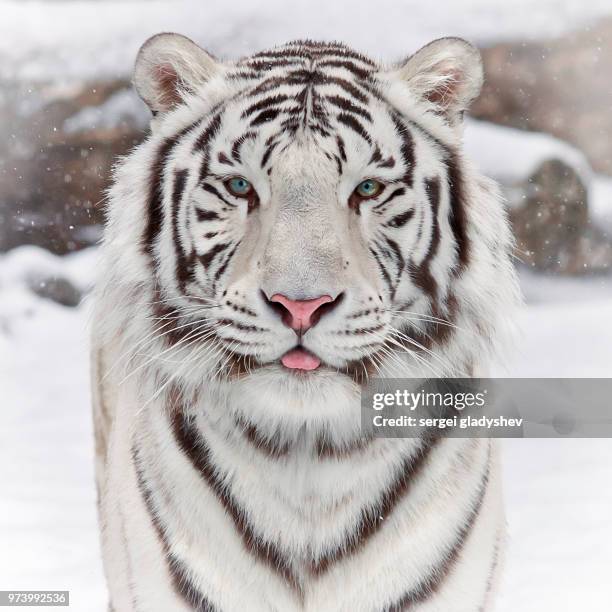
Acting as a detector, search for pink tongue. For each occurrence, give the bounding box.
[281,348,321,371]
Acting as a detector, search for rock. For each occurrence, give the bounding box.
[27,275,82,307]
[0,78,147,254]
[473,18,612,176]
[510,159,612,274]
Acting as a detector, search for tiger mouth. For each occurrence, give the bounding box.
[280,346,322,371]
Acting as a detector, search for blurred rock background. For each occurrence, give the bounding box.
[0,78,144,254]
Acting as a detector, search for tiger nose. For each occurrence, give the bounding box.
[267,293,341,332]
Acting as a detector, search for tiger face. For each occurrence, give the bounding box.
[125,35,511,391]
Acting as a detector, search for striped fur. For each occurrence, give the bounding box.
[92,36,520,611]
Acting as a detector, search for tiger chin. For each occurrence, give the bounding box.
[91,33,520,612]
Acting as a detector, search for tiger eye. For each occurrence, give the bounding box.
[355,179,383,198]
[226,177,253,197]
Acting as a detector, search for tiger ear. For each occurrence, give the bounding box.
[134,33,221,114]
[395,37,483,124]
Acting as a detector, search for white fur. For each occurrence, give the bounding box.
[92,36,520,611]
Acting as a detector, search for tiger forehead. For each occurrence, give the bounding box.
[208,42,395,166]
[229,40,381,102]
[236,40,379,73]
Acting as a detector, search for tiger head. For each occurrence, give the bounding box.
[103,35,518,410]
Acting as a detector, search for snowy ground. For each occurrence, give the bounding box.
[1,244,611,611]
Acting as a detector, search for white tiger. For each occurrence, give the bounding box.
[91,33,520,612]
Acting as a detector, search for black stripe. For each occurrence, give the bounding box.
[171,412,302,593]
[280,117,300,133]
[217,152,234,166]
[199,242,230,269]
[196,112,224,186]
[314,434,373,459]
[336,135,347,162]
[201,182,236,208]
[317,59,373,79]
[228,70,268,81]
[377,155,396,169]
[132,446,219,612]
[383,234,405,284]
[217,319,266,333]
[261,141,278,168]
[247,76,299,98]
[241,94,289,118]
[400,290,458,351]
[195,208,220,222]
[310,90,332,128]
[251,69,371,104]
[222,299,258,317]
[250,108,280,126]
[171,169,192,292]
[235,415,292,459]
[242,59,300,72]
[391,113,415,188]
[213,241,240,292]
[336,112,372,144]
[424,176,441,263]
[231,131,257,164]
[409,176,441,301]
[318,75,370,103]
[386,209,415,228]
[446,155,470,272]
[369,146,383,164]
[308,123,331,137]
[391,112,471,274]
[193,112,222,152]
[373,187,406,211]
[214,243,239,281]
[217,336,261,348]
[250,43,377,67]
[325,95,371,121]
[150,289,215,347]
[313,437,440,574]
[333,154,343,176]
[384,445,490,611]
[143,132,187,261]
[369,246,394,298]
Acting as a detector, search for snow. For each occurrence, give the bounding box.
[464,120,612,230]
[1,0,612,82]
[0,251,104,610]
[499,438,612,612]
[463,120,593,188]
[1,245,611,610]
[63,89,149,134]
[493,270,612,379]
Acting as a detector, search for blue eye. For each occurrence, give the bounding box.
[355,179,383,198]
[226,176,253,197]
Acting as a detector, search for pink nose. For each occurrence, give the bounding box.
[269,294,334,332]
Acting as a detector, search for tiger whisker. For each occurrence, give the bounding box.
[134,338,224,418]
[388,327,465,376]
[118,323,230,386]
[367,329,444,378]
[106,313,222,380]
